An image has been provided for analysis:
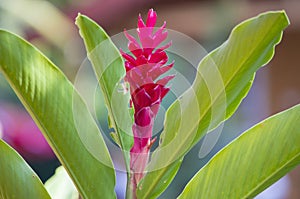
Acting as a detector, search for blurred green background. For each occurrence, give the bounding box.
[0,0,299,198]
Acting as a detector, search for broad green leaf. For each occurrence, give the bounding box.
[76,14,133,171]
[0,30,116,199]
[138,11,289,198]
[178,104,300,198]
[45,166,79,199]
[0,139,50,199]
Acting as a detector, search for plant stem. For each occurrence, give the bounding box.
[126,172,136,199]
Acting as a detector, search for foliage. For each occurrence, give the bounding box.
[0,10,299,199]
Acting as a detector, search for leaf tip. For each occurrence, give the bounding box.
[75,13,83,25]
[75,13,89,26]
[268,10,290,27]
[280,10,290,26]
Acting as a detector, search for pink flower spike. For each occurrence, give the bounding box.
[121,9,175,192]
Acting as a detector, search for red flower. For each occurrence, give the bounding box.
[121,9,174,187]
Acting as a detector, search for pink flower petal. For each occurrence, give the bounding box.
[153,22,168,47]
[161,87,170,98]
[120,49,136,65]
[149,61,174,80]
[149,50,168,64]
[146,9,157,27]
[132,87,152,109]
[134,106,153,126]
[156,41,172,52]
[124,30,142,57]
[156,75,175,86]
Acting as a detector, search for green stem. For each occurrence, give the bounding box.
[126,172,136,199]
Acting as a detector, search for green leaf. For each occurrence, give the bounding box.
[75,14,133,171]
[0,139,50,199]
[45,166,79,199]
[0,30,116,199]
[178,104,300,198]
[137,11,289,198]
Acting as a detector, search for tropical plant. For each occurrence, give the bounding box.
[0,8,299,199]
